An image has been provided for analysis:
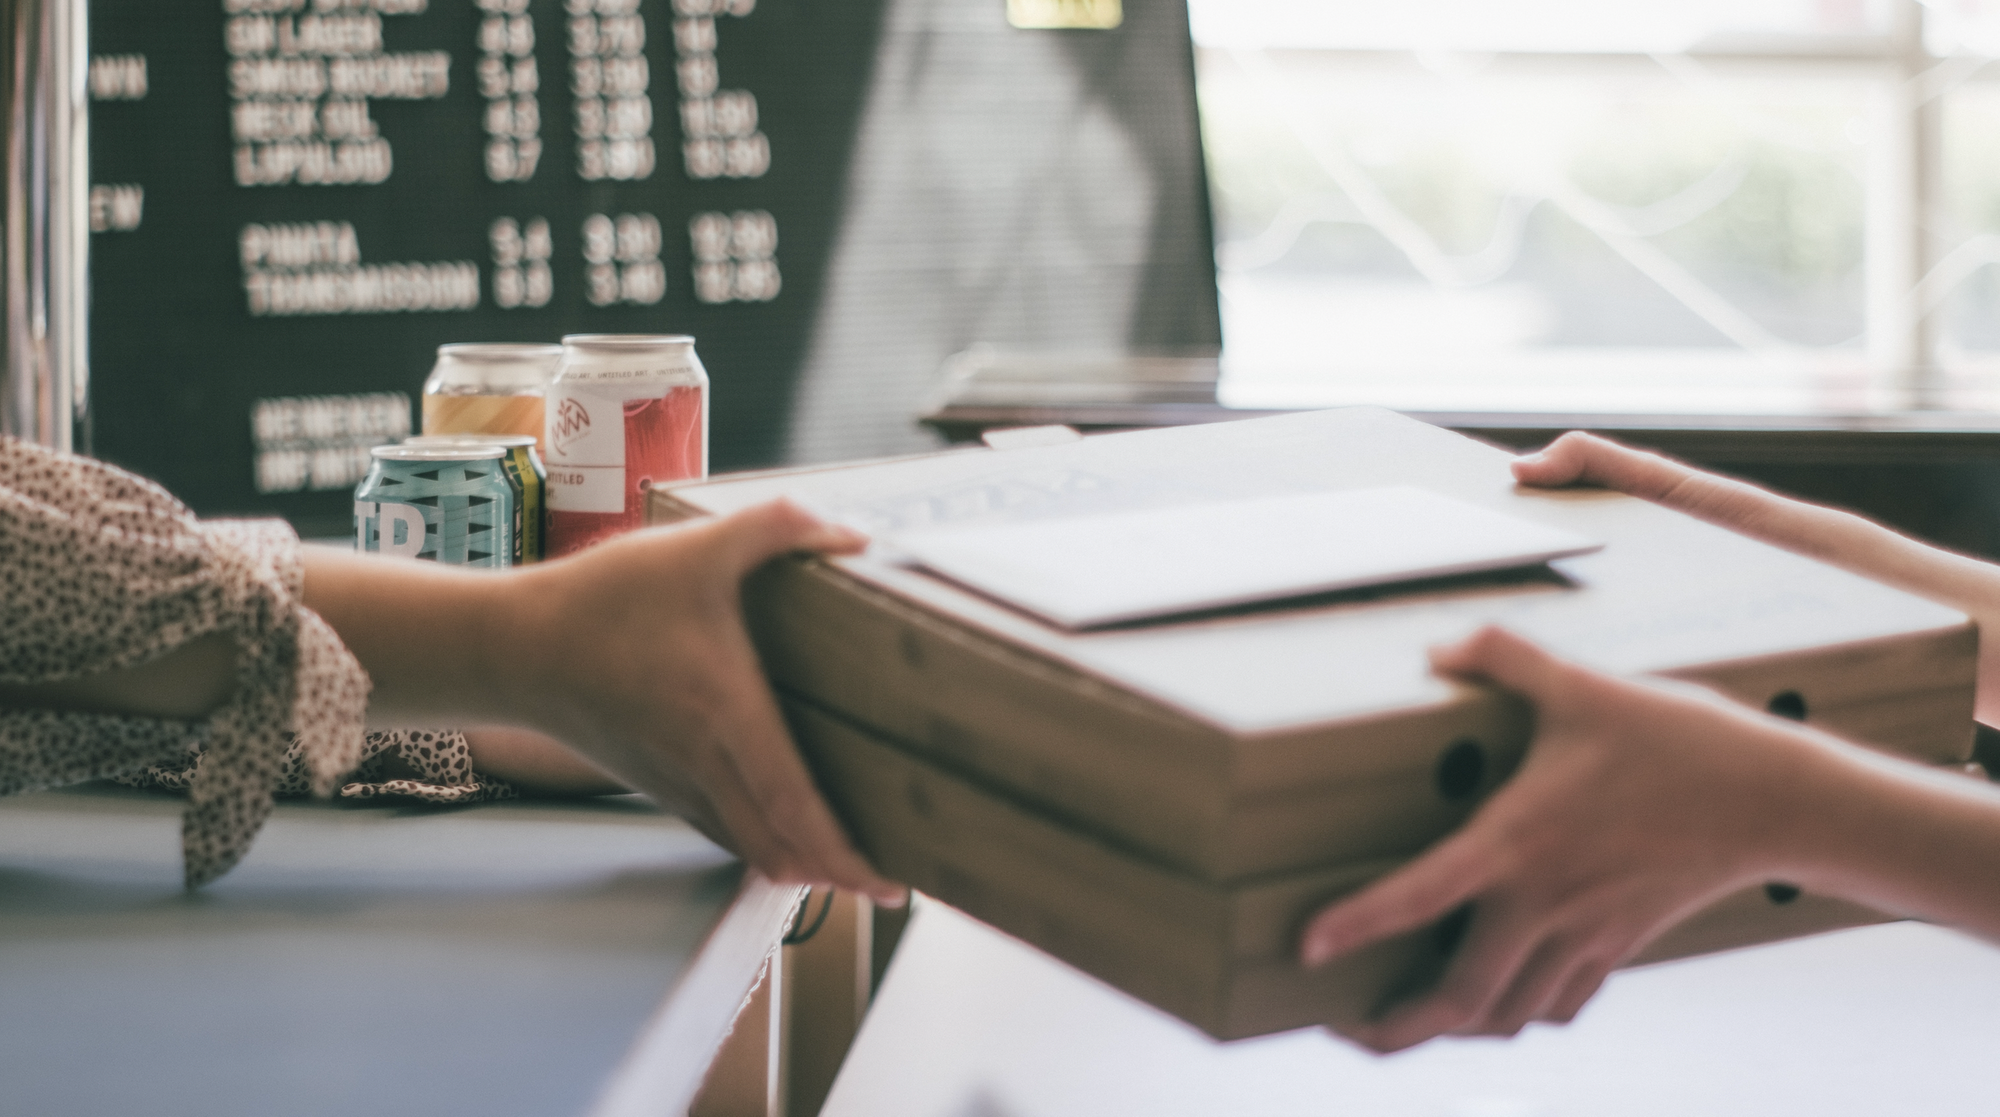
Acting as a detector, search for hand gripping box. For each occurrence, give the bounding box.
[779,693,1900,1039]
[651,408,1975,1037]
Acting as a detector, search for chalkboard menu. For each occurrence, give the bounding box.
[86,0,1219,534]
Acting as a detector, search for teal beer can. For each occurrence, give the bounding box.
[353,445,516,567]
[405,433,545,564]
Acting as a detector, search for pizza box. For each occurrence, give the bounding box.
[653,408,1975,881]
[783,693,1902,1040]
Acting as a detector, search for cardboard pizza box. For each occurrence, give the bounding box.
[652,408,1976,881]
[782,694,1898,1041]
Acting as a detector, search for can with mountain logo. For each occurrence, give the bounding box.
[543,334,708,559]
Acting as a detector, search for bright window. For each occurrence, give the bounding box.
[1192,0,2000,414]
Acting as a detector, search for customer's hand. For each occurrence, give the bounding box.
[1515,431,1909,572]
[514,500,904,906]
[304,499,905,907]
[1298,626,1847,1053]
[1515,432,2000,723]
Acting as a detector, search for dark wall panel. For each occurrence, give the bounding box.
[86,0,1220,535]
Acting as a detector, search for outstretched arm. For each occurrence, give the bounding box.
[2,499,900,905]
[458,726,628,796]
[1299,627,2000,1054]
[0,630,239,720]
[298,499,902,905]
[1517,432,2000,722]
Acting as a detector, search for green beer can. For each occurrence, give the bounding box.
[406,433,546,563]
[353,445,516,567]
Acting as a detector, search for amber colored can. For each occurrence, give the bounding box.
[421,342,562,456]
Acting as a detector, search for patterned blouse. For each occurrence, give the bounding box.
[1,436,512,889]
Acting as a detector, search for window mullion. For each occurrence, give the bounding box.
[1867,0,1940,407]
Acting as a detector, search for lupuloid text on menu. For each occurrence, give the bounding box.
[89,0,793,499]
[213,0,779,322]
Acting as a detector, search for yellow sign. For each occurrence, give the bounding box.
[1006,0,1122,30]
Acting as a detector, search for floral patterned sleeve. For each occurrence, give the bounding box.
[0,436,375,887]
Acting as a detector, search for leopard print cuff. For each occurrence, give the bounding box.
[1,437,370,888]
[122,728,518,807]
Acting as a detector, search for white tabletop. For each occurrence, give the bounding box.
[0,784,791,1117]
[828,899,2000,1117]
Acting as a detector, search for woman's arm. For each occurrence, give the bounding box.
[1,498,900,905]
[298,498,900,904]
[0,630,238,719]
[1516,432,2000,722]
[0,631,629,796]
[459,726,628,796]
[1299,626,2000,1054]
[1297,434,2000,1052]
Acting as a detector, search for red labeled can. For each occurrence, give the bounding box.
[543,334,708,558]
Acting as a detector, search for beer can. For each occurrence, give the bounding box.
[544,334,708,559]
[421,342,563,455]
[353,445,516,567]
[405,433,546,564]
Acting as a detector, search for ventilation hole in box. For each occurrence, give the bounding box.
[1766,691,1808,721]
[905,779,934,820]
[1765,882,1802,905]
[1434,739,1486,800]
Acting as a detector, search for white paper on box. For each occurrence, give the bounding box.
[886,486,1604,629]
[544,387,627,513]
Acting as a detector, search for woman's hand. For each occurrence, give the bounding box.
[304,499,905,908]
[1516,432,2000,723]
[1297,626,1855,1054]
[1296,444,2000,1054]
[508,500,903,905]
[1513,431,1884,564]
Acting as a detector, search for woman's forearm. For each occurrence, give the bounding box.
[1793,741,2000,942]
[297,544,532,727]
[1302,626,2000,1053]
[0,545,533,728]
[462,726,628,795]
[0,630,240,719]
[309,506,903,904]
[1516,433,2000,723]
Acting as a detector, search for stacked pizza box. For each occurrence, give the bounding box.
[652,408,1974,1040]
